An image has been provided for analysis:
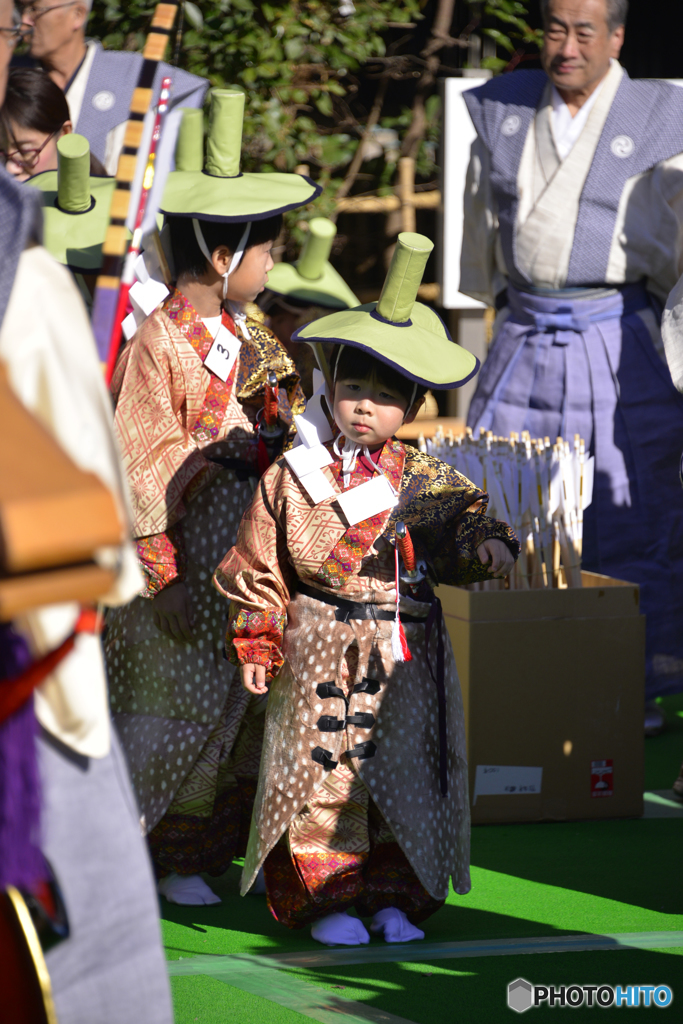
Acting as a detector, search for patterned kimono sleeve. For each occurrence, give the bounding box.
[136,523,187,598]
[432,504,520,586]
[113,316,216,539]
[213,463,294,681]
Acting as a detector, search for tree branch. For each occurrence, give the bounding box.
[334,76,389,205]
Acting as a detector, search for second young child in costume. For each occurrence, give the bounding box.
[214,234,519,945]
[104,90,321,906]
[260,216,359,396]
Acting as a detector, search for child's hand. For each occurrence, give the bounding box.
[477,538,515,578]
[152,581,194,642]
[241,664,269,695]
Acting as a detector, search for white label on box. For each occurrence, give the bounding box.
[336,474,398,526]
[473,765,543,805]
[203,325,242,382]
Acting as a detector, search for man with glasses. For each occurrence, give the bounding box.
[18,0,207,173]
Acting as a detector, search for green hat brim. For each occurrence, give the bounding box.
[292,301,480,389]
[26,170,119,271]
[267,260,360,310]
[160,171,322,221]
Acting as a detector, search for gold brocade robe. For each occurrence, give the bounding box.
[105,292,305,833]
[214,439,519,900]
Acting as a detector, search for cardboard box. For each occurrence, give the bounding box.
[437,571,645,824]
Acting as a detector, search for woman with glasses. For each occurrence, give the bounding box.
[1,67,105,180]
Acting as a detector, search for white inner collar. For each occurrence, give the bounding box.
[550,60,613,161]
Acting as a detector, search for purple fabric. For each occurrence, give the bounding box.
[0,623,44,889]
[468,284,683,699]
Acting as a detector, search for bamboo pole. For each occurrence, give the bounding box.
[336,190,440,214]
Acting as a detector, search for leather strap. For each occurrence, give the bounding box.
[311,745,338,770]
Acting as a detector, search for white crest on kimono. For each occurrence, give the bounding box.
[501,115,521,137]
[92,90,115,112]
[610,135,634,158]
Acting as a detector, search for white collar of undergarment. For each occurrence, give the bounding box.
[333,433,371,487]
[64,39,98,132]
[550,59,614,161]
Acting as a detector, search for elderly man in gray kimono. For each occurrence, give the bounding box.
[19,0,207,173]
[461,0,683,732]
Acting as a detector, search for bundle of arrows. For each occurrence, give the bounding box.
[423,427,595,590]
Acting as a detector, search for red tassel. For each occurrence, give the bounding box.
[392,545,413,663]
[399,617,413,662]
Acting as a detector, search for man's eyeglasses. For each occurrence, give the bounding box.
[20,2,79,23]
[0,15,31,48]
[0,130,59,171]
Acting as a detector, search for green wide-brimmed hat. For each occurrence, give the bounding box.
[267,217,359,310]
[26,133,116,271]
[161,90,321,221]
[292,232,479,389]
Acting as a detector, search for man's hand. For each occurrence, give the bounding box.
[241,664,268,695]
[477,538,515,578]
[152,581,195,642]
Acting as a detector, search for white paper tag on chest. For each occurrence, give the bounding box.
[203,325,241,382]
[336,474,398,526]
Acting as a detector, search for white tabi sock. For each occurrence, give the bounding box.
[311,912,371,946]
[370,907,425,943]
[157,872,222,906]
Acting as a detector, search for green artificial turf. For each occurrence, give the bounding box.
[170,974,311,1024]
[164,697,683,1023]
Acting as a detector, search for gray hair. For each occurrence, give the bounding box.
[541,0,628,33]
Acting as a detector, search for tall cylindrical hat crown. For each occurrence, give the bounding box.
[175,107,204,172]
[57,133,91,213]
[376,232,433,323]
[205,89,244,178]
[297,217,336,281]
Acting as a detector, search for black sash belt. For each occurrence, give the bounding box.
[297,581,426,624]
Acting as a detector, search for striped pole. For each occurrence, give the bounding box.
[91,2,181,370]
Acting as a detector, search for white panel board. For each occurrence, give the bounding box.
[440,77,489,310]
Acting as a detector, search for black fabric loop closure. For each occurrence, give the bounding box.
[316,682,345,699]
[345,713,375,728]
[346,741,377,760]
[352,678,381,695]
[311,746,338,770]
[297,581,425,623]
[317,716,345,732]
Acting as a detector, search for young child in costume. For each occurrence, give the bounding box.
[214,233,519,945]
[104,89,321,907]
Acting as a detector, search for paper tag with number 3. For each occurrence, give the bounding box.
[203,325,242,382]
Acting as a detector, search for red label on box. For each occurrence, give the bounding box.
[591,759,613,798]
